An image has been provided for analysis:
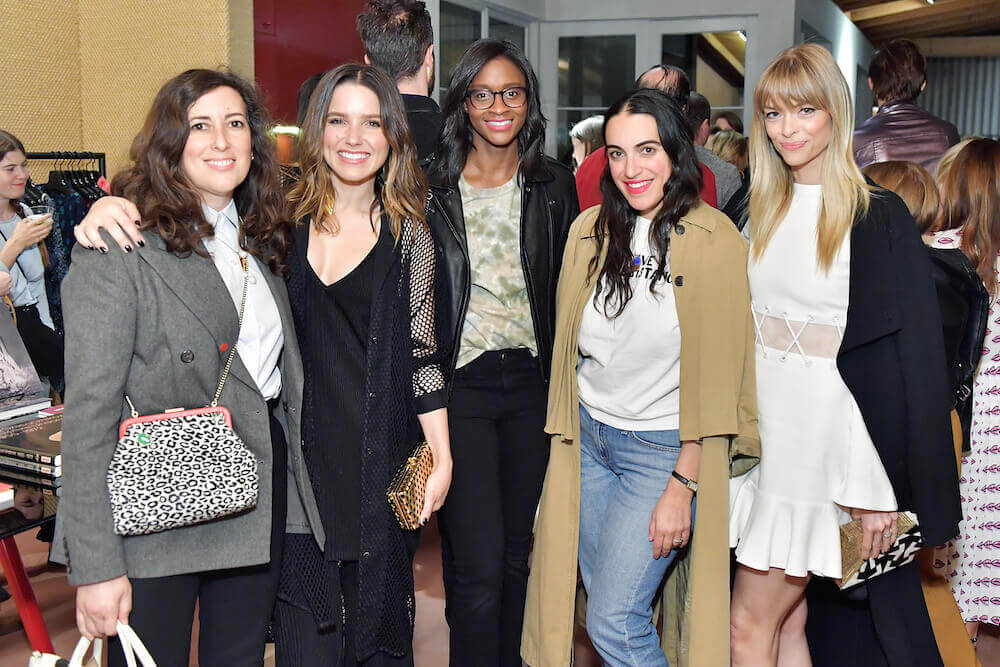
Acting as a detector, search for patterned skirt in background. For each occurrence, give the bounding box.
[945,417,1000,624]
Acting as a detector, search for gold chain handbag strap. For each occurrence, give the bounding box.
[124,253,250,418]
[211,253,250,408]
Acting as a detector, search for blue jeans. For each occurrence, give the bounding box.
[578,405,695,667]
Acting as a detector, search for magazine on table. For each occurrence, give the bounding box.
[0,308,50,421]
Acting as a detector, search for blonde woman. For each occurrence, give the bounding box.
[729,44,960,666]
[705,129,748,175]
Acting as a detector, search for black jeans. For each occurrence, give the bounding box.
[14,303,63,382]
[438,349,549,667]
[108,411,287,667]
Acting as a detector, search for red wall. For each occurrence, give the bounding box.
[254,0,367,124]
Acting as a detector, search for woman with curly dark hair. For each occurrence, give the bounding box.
[523,88,757,666]
[425,39,579,666]
[51,68,301,666]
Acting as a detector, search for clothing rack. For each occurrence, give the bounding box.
[25,152,106,178]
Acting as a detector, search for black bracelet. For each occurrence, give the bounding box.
[671,470,698,493]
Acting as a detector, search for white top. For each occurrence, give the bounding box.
[201,201,283,400]
[0,203,54,329]
[577,215,681,430]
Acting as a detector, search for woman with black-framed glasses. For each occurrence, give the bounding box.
[426,39,579,666]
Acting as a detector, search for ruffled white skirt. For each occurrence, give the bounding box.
[729,349,897,579]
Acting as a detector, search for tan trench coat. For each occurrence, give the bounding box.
[521,202,760,666]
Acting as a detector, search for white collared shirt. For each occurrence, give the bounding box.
[201,201,283,400]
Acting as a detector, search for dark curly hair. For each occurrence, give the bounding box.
[588,88,703,317]
[428,39,546,186]
[112,69,290,274]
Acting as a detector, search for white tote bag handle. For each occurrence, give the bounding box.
[66,622,156,667]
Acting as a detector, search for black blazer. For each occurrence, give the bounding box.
[836,188,961,546]
[809,188,962,667]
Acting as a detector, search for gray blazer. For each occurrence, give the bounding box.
[51,231,320,586]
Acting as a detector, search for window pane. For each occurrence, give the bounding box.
[489,18,525,52]
[558,35,636,108]
[440,1,482,94]
[661,31,746,123]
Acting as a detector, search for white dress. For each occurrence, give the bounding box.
[729,183,898,579]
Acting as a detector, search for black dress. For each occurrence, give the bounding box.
[276,219,410,666]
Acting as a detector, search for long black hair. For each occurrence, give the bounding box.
[429,39,546,185]
[588,88,703,317]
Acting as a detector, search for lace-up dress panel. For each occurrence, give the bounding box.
[729,183,897,579]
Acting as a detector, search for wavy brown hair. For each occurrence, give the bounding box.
[862,161,940,234]
[112,69,290,273]
[936,138,1000,296]
[289,63,427,237]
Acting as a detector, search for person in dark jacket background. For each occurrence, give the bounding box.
[358,0,441,164]
[427,39,579,667]
[853,39,959,174]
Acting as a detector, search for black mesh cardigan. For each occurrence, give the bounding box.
[285,213,449,659]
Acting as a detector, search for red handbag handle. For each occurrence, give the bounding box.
[118,405,234,439]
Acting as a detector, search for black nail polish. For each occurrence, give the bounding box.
[137,239,145,247]
[100,247,109,254]
[124,245,133,253]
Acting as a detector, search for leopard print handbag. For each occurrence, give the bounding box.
[106,254,259,537]
[387,440,433,530]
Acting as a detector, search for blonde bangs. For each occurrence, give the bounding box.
[748,43,871,271]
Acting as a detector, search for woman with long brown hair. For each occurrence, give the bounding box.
[274,63,452,666]
[929,139,1000,646]
[51,68,300,666]
[0,130,63,382]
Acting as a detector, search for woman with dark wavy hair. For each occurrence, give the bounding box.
[523,88,757,666]
[425,39,580,665]
[51,68,301,666]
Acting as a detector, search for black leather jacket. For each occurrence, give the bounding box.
[927,246,989,454]
[426,157,580,386]
[853,101,960,173]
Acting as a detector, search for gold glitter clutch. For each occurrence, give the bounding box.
[839,511,921,590]
[387,440,434,530]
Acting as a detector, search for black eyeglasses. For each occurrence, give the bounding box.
[466,87,527,110]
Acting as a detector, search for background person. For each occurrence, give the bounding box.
[0,131,63,382]
[928,139,1000,648]
[853,39,959,173]
[568,114,603,172]
[358,0,440,163]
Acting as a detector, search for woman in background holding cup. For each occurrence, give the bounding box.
[0,130,62,382]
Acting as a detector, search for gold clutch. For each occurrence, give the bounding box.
[387,440,434,530]
[839,511,921,590]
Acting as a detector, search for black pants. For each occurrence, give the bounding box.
[273,560,413,667]
[438,349,549,667]
[14,304,63,381]
[109,411,288,667]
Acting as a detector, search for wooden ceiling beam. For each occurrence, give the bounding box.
[911,36,1000,56]
[857,0,996,30]
[847,0,928,22]
[866,15,1000,41]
